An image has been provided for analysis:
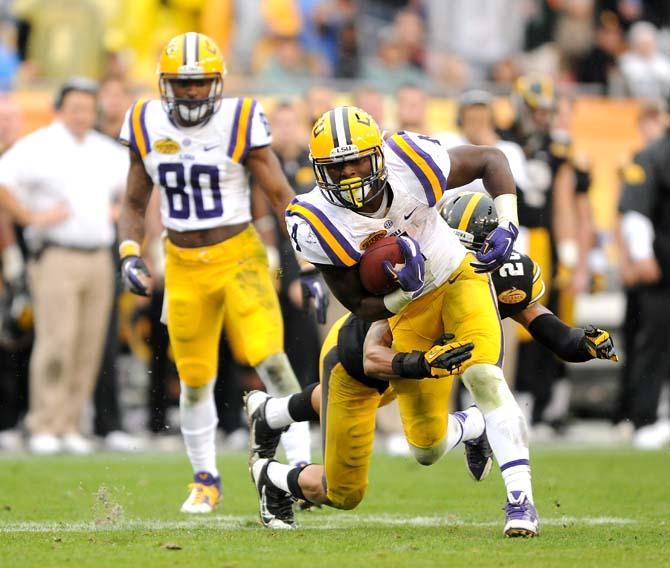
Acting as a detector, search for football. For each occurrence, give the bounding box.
[359,236,404,295]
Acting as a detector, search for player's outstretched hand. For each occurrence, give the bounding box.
[471,223,519,273]
[581,325,618,362]
[383,236,425,293]
[121,256,152,297]
[424,333,474,377]
[300,270,329,324]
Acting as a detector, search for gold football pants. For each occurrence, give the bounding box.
[164,225,284,387]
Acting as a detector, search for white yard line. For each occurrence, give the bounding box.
[0,515,638,533]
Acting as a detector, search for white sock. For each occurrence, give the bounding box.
[264,395,294,429]
[265,460,293,493]
[452,406,485,443]
[256,353,311,464]
[180,380,219,478]
[484,403,533,503]
[256,353,301,396]
[281,421,311,466]
[462,364,533,503]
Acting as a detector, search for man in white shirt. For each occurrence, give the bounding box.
[0,78,128,455]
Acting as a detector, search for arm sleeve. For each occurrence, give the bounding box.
[527,313,591,362]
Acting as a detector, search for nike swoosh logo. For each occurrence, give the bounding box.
[447,270,463,284]
[204,144,220,151]
[403,207,418,220]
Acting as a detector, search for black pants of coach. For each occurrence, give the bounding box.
[628,286,670,429]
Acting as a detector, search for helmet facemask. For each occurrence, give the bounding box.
[159,74,223,127]
[313,146,387,210]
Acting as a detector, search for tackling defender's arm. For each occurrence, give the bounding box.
[512,303,618,362]
[362,319,475,379]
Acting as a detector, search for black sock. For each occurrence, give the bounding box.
[288,382,320,422]
[287,465,309,501]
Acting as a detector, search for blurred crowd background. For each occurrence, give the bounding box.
[1,0,669,456]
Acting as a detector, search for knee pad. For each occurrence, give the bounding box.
[180,380,215,406]
[409,438,447,466]
[168,296,200,341]
[461,364,515,413]
[256,352,301,396]
[178,359,215,388]
[327,484,367,510]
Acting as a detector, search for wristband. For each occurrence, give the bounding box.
[391,351,430,378]
[119,239,141,259]
[493,194,519,229]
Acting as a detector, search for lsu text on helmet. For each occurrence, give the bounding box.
[158,32,226,127]
[309,106,387,210]
[439,191,499,251]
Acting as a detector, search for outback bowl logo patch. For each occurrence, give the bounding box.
[498,288,527,305]
[360,230,388,250]
[154,138,180,154]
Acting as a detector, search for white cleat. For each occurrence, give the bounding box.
[61,434,94,455]
[28,433,62,455]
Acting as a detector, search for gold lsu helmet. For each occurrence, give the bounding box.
[158,32,227,127]
[309,106,387,209]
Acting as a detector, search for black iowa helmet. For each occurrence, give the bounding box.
[439,191,498,251]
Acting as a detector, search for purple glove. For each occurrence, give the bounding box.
[471,223,519,273]
[121,256,151,297]
[301,271,329,324]
[383,236,425,293]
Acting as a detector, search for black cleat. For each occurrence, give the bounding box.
[244,390,286,466]
[464,429,493,481]
[252,459,296,529]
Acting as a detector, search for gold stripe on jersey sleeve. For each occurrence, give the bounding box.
[131,98,149,159]
[458,192,484,231]
[528,268,546,307]
[231,98,254,163]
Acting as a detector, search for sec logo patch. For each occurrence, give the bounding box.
[154,138,180,154]
[498,288,527,304]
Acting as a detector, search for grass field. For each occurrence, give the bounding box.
[0,449,669,567]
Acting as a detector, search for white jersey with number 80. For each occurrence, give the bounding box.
[119,96,271,232]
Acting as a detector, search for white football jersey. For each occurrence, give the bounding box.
[286,131,467,297]
[119,97,271,231]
